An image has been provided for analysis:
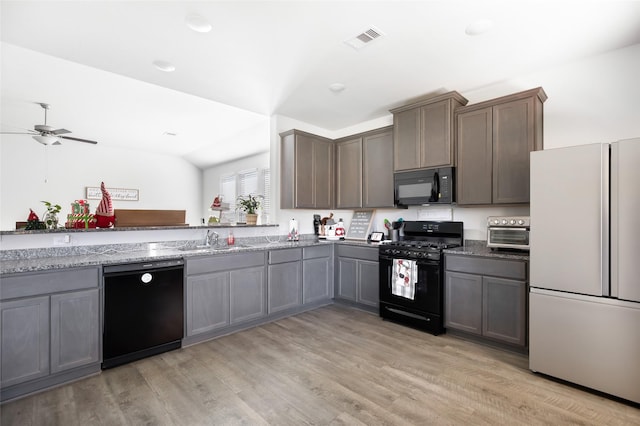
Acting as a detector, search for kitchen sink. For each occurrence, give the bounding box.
[178,244,252,254]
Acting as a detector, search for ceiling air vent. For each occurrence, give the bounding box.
[344,26,385,50]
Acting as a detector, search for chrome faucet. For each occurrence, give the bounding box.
[205,230,219,247]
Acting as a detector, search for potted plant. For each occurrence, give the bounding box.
[236,194,263,225]
[41,201,62,229]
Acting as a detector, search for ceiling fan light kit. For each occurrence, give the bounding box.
[33,135,60,145]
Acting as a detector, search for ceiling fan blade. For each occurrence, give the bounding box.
[58,135,98,145]
[52,128,71,135]
[0,131,37,135]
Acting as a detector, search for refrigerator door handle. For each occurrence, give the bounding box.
[601,144,610,297]
[610,142,619,298]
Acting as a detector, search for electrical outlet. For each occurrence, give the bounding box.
[53,234,71,245]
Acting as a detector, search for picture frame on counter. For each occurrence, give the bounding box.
[86,186,139,201]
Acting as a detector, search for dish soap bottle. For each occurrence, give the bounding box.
[335,218,346,240]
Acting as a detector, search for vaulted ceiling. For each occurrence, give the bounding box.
[2,1,639,168]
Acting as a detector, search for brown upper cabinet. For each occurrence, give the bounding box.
[335,126,394,209]
[280,129,334,209]
[456,87,547,205]
[281,126,394,210]
[390,91,468,171]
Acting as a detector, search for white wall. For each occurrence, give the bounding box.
[0,137,202,230]
[269,43,640,241]
[462,43,640,148]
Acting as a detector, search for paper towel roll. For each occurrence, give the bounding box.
[288,219,299,241]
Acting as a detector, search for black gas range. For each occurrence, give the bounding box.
[379,221,463,335]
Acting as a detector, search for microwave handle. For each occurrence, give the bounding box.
[430,171,440,202]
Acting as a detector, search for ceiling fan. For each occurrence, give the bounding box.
[1,102,98,145]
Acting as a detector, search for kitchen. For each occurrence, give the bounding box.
[2,1,640,424]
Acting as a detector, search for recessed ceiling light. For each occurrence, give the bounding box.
[329,83,346,93]
[163,132,177,136]
[185,14,212,33]
[153,60,176,72]
[465,19,494,36]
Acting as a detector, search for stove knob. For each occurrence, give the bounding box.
[501,219,508,225]
[492,219,499,225]
[518,219,525,225]
[510,219,516,225]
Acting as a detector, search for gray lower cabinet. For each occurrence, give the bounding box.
[357,260,379,307]
[302,245,333,304]
[268,248,302,313]
[482,276,526,345]
[0,296,50,387]
[445,255,527,348]
[0,267,100,401]
[185,245,333,345]
[187,271,230,335]
[186,252,266,337]
[335,245,379,310]
[337,258,357,301]
[50,289,100,373]
[230,267,266,323]
[444,272,482,334]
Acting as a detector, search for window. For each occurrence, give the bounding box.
[219,168,270,223]
[220,174,236,211]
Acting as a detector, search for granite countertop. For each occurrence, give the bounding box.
[0,238,378,275]
[0,224,278,236]
[444,240,529,261]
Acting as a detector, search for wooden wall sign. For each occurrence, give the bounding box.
[86,187,139,201]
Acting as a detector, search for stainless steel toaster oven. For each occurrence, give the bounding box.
[487,216,530,250]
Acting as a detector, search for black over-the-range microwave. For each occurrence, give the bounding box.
[394,167,455,206]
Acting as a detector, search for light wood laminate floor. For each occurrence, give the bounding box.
[2,305,638,425]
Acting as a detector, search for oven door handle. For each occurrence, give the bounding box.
[380,256,440,267]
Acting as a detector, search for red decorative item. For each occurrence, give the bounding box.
[94,181,115,228]
[28,209,39,222]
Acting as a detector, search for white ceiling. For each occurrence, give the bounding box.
[2,1,640,169]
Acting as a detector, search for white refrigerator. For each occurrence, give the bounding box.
[529,138,640,404]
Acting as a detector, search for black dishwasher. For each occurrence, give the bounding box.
[102,259,184,369]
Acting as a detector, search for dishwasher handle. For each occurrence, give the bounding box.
[103,258,184,275]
